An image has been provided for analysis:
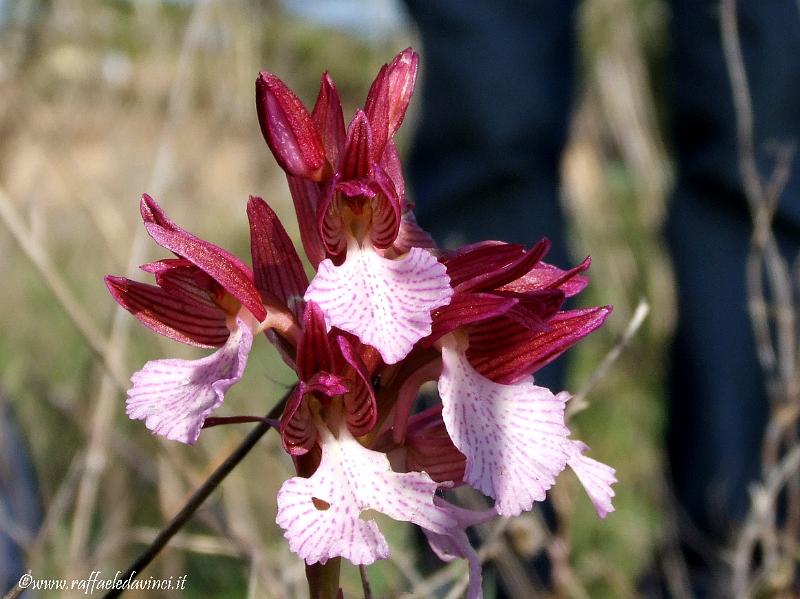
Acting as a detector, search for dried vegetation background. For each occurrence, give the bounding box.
[1,0,792,597]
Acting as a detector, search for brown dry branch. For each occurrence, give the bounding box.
[720,0,800,595]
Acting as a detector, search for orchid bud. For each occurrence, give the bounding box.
[256,71,327,181]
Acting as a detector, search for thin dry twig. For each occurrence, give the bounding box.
[567,298,650,419]
[101,390,290,599]
[720,0,800,594]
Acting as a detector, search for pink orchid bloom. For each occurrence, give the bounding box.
[107,48,619,599]
[106,195,304,443]
[257,49,452,365]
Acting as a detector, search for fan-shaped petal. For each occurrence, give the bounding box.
[126,318,253,444]
[305,245,452,364]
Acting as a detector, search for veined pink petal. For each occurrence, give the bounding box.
[105,275,229,348]
[140,195,267,322]
[317,180,348,259]
[340,110,372,181]
[467,306,612,384]
[566,440,617,519]
[312,72,346,167]
[438,339,571,517]
[140,259,221,311]
[445,242,527,288]
[126,318,253,444]
[384,48,419,136]
[405,405,466,485]
[379,140,405,204]
[247,196,308,321]
[500,257,591,297]
[280,386,316,456]
[455,239,551,293]
[369,164,402,249]
[305,245,453,364]
[428,293,518,344]
[280,373,350,455]
[297,302,336,380]
[276,423,454,565]
[336,334,377,437]
[363,64,390,163]
[256,71,327,181]
[287,174,326,267]
[391,210,436,255]
[423,498,496,599]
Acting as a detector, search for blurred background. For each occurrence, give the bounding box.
[0,0,792,597]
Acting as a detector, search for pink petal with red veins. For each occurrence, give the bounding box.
[363,64,390,162]
[305,245,453,364]
[468,306,612,384]
[126,318,253,444]
[280,373,349,455]
[445,242,526,288]
[379,140,405,203]
[256,72,327,181]
[297,302,336,380]
[276,424,454,565]
[311,72,346,167]
[500,257,591,297]
[336,335,377,437]
[405,405,466,485]
[140,195,266,321]
[422,498,496,599]
[438,340,571,517]
[105,275,229,348]
[455,239,551,293]
[567,440,617,519]
[140,259,221,311]
[384,48,419,134]
[364,48,419,160]
[428,293,518,344]
[391,209,436,255]
[340,110,372,181]
[287,174,326,267]
[247,196,309,321]
[369,164,402,249]
[317,181,347,259]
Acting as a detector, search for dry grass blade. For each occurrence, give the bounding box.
[67,0,215,571]
[0,186,128,389]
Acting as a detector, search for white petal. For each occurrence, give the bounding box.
[276,423,454,565]
[567,440,617,518]
[422,499,495,599]
[126,318,252,444]
[438,339,571,516]
[305,245,452,364]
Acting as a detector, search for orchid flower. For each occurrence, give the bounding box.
[106,194,304,443]
[257,48,452,365]
[106,48,618,599]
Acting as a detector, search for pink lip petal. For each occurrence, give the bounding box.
[276,424,454,566]
[438,339,571,517]
[566,440,617,519]
[125,318,253,445]
[422,498,497,599]
[305,245,453,364]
